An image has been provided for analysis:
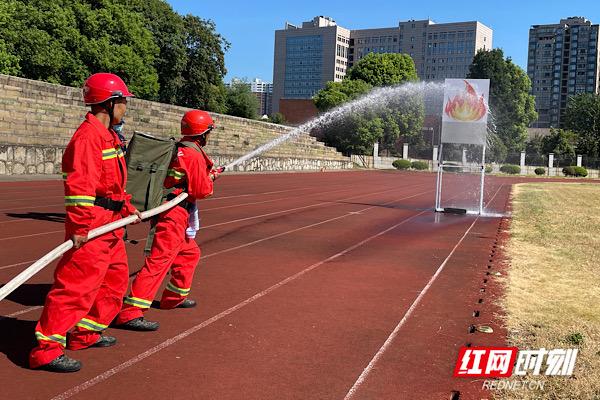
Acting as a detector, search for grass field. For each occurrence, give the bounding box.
[499,183,600,399]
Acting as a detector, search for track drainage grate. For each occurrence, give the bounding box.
[449,390,461,400]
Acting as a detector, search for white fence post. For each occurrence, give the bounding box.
[577,154,582,167]
[548,153,555,176]
[373,142,380,169]
[402,143,409,160]
[520,151,526,175]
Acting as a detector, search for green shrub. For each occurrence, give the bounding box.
[500,164,521,174]
[574,166,588,177]
[534,167,545,175]
[566,332,584,346]
[392,159,411,170]
[485,165,493,174]
[563,166,588,177]
[562,166,575,176]
[411,160,429,170]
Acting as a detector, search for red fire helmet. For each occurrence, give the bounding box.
[181,110,215,136]
[82,73,135,105]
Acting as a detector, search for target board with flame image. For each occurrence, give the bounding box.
[441,79,490,145]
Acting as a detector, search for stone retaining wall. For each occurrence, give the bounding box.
[0,74,353,175]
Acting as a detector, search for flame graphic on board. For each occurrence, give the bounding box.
[444,80,487,122]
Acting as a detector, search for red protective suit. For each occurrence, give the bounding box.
[29,112,136,369]
[116,141,214,324]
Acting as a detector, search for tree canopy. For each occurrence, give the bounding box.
[564,93,600,157]
[313,53,423,155]
[225,80,260,120]
[0,0,229,111]
[467,48,538,160]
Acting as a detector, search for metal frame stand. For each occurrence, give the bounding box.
[434,144,487,215]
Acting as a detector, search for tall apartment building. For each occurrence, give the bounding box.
[272,16,492,123]
[250,78,273,117]
[528,17,600,128]
[227,78,273,117]
[272,16,350,122]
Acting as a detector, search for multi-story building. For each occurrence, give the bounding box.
[351,20,492,80]
[272,16,350,123]
[227,78,274,117]
[528,17,600,128]
[249,78,273,117]
[272,16,492,123]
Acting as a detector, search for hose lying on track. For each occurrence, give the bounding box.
[0,192,189,302]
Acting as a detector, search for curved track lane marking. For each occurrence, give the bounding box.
[0,185,346,220]
[123,184,429,244]
[0,183,427,270]
[343,184,505,400]
[0,260,35,271]
[0,189,433,320]
[200,189,432,261]
[0,230,63,242]
[50,208,430,400]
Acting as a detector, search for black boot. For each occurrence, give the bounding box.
[118,317,159,331]
[90,335,117,348]
[39,355,81,373]
[176,299,197,308]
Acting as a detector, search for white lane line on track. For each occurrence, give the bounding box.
[0,218,35,225]
[0,260,35,271]
[0,203,63,213]
[201,186,355,211]
[0,183,427,268]
[0,306,43,320]
[128,184,429,244]
[343,184,505,400]
[0,186,324,204]
[0,230,63,242]
[1,189,433,321]
[50,209,430,400]
[0,185,342,216]
[0,183,368,227]
[200,189,432,261]
[0,186,359,238]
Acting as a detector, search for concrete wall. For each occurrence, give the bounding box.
[0,74,352,175]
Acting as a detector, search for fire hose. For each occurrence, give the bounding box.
[0,192,189,302]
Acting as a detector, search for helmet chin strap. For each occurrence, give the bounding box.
[184,128,211,147]
[100,99,116,127]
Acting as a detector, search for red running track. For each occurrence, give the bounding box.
[0,171,521,399]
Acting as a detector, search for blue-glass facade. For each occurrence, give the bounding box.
[284,35,323,98]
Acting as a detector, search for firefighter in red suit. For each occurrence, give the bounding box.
[29,73,142,373]
[115,110,220,331]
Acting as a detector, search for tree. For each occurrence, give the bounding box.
[313,53,423,155]
[268,112,287,125]
[225,80,259,119]
[313,79,372,111]
[347,52,418,85]
[541,128,577,165]
[468,49,538,159]
[0,0,229,110]
[116,0,187,104]
[564,93,600,157]
[178,15,229,112]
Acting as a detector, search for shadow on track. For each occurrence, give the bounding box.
[0,317,36,368]
[1,283,51,306]
[5,212,66,223]
[330,200,430,212]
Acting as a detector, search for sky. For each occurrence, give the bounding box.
[167,0,600,83]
